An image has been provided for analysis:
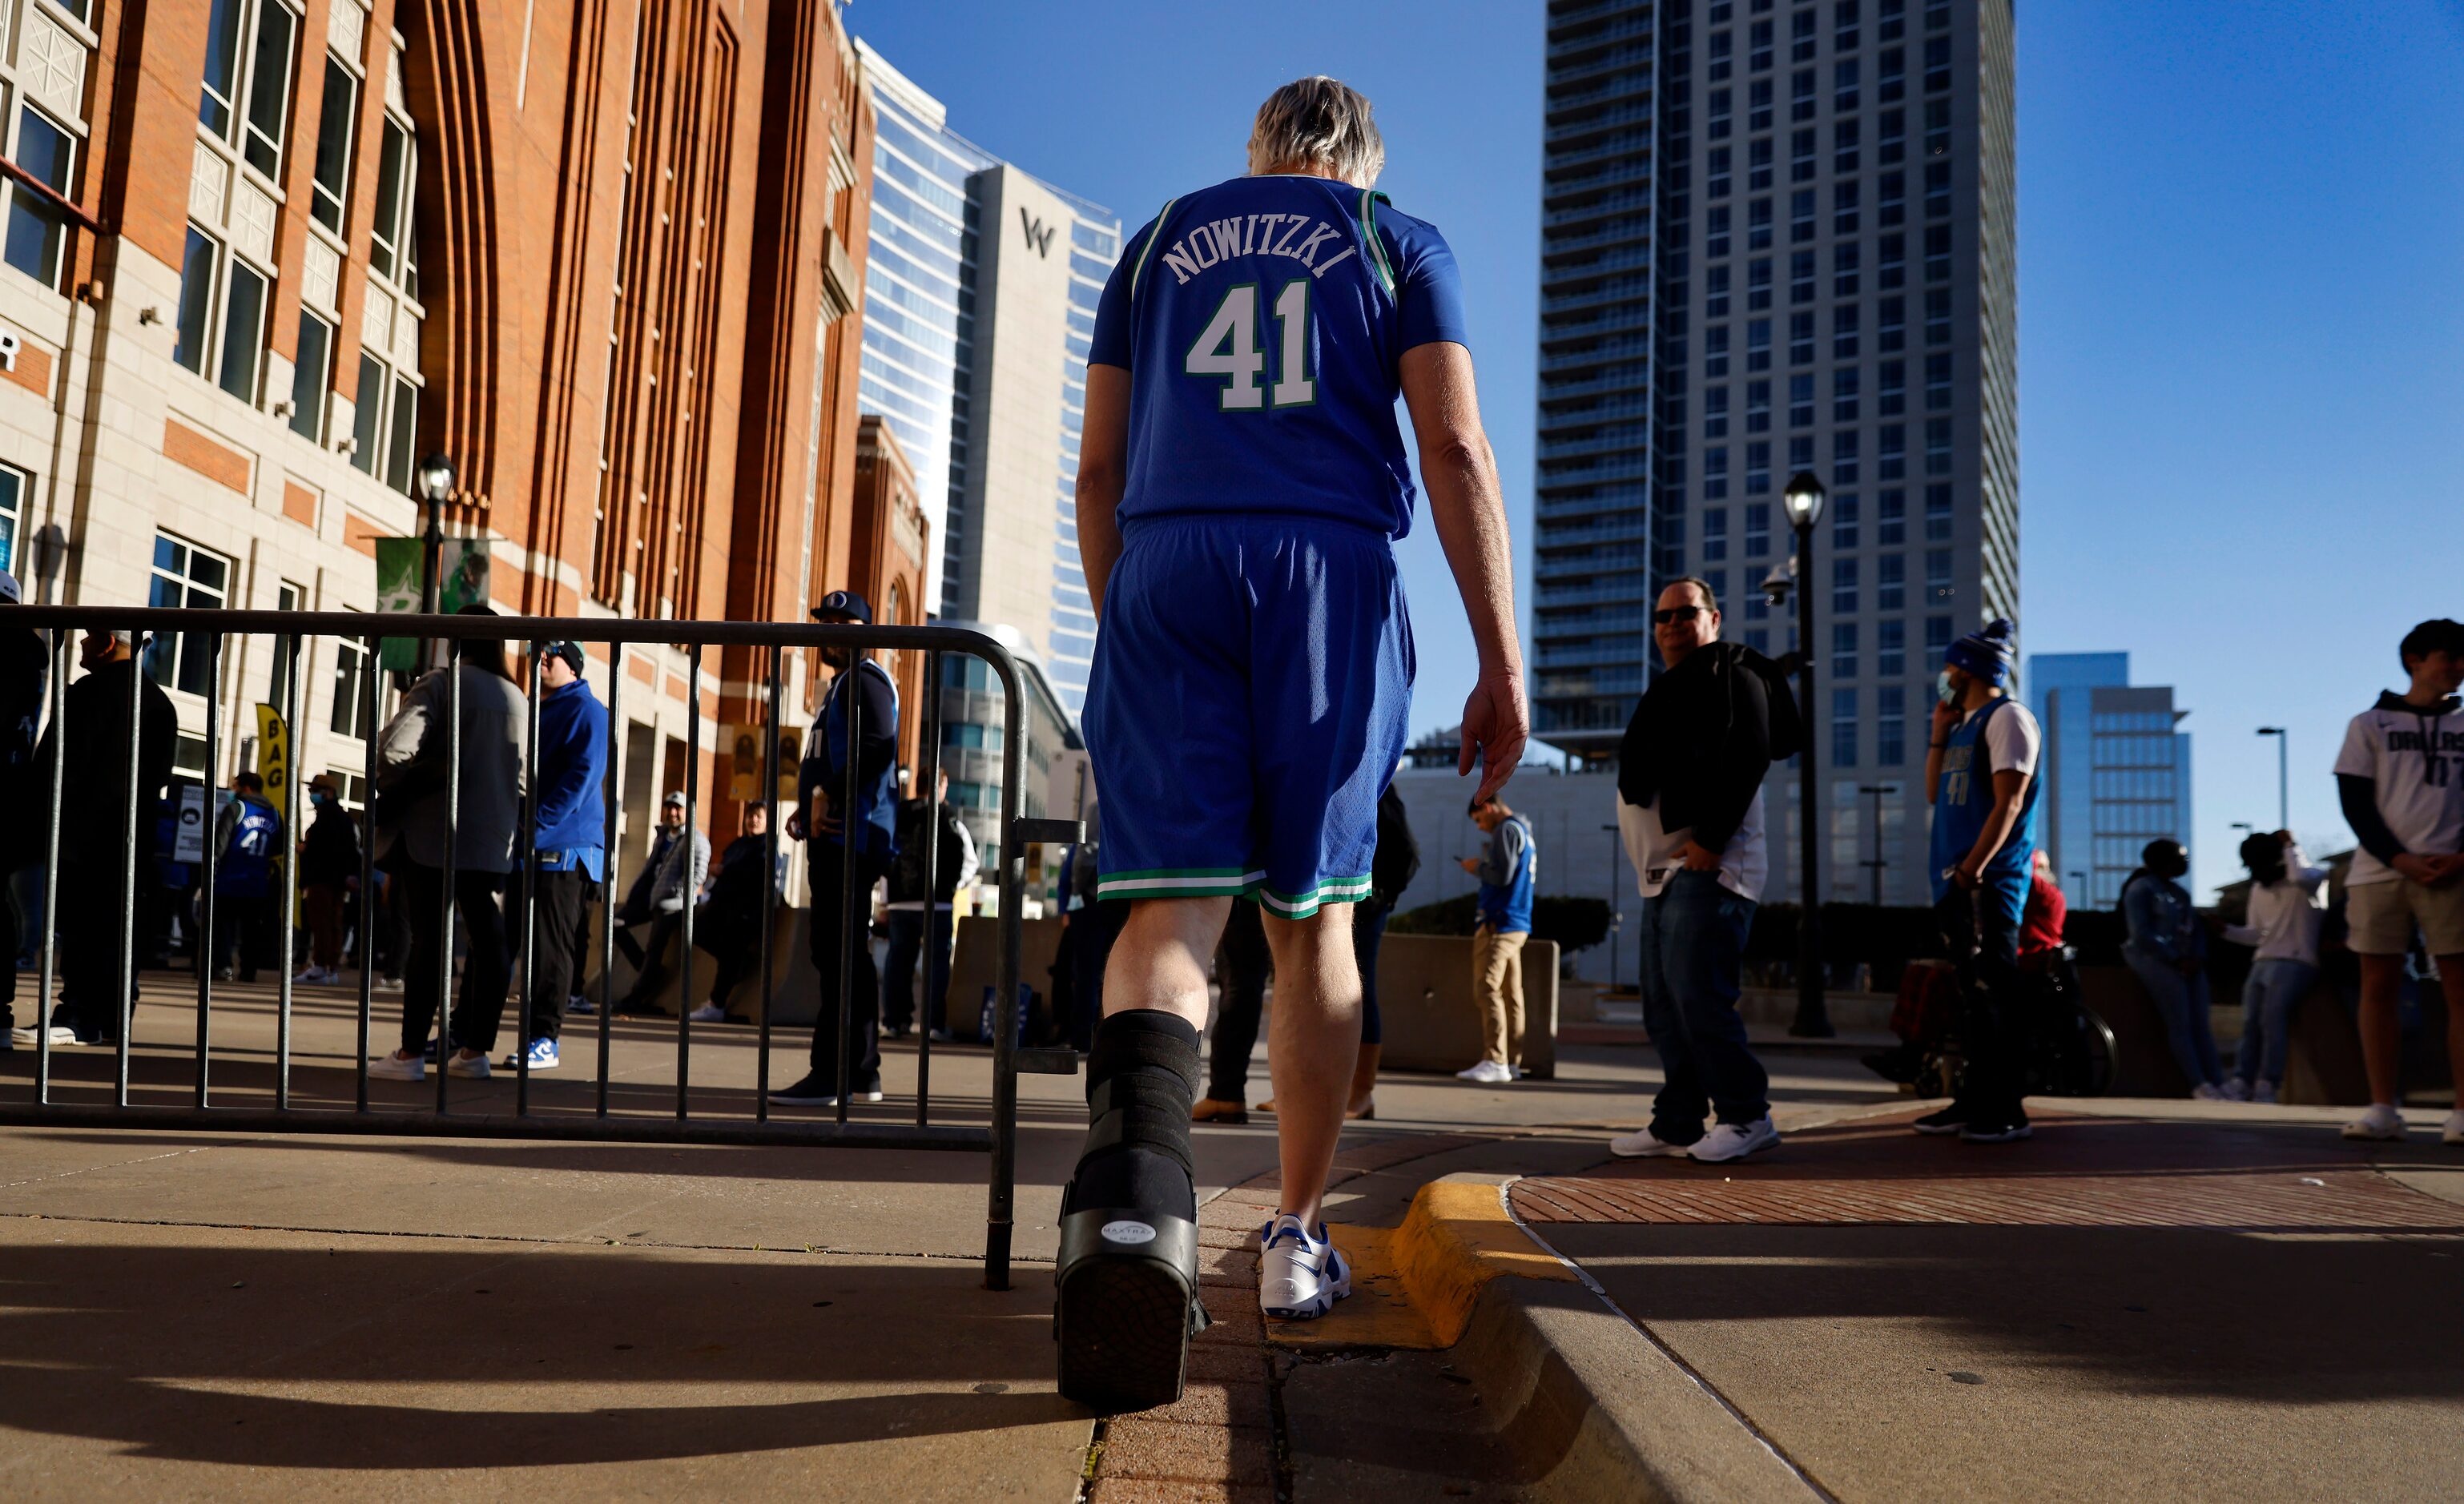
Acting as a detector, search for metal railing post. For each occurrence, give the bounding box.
[276,632,302,1110]
[33,627,63,1104]
[193,633,221,1108]
[115,634,143,1108]
[914,649,940,1126]
[756,646,781,1119]
[598,644,620,1116]
[986,649,1026,1292]
[437,654,461,1113]
[517,645,542,1114]
[356,642,378,1112]
[677,641,700,1120]
[835,662,860,1122]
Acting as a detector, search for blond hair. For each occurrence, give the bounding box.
[1246,77,1385,187]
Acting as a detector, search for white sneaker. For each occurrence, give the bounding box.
[11,1024,78,1048]
[1455,1060,1514,1084]
[374,976,404,993]
[2443,1110,2464,1147]
[2341,1104,2406,1141]
[687,1003,729,1023]
[2219,1078,2251,1102]
[445,1051,491,1079]
[2252,1080,2279,1105]
[368,1052,425,1081]
[1608,1127,1692,1159]
[1689,1117,1781,1163]
[2192,1083,2227,1102]
[1258,1213,1351,1320]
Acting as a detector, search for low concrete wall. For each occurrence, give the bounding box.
[1375,934,1559,1080]
[582,907,823,1025]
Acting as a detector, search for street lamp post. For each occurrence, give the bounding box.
[415,452,455,670]
[1782,470,1830,1037]
[2257,726,2288,830]
[1858,782,1895,906]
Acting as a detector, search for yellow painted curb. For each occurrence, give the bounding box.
[1266,1176,1575,1351]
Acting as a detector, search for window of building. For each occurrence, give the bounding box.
[1706,263,1731,317]
[1878,359,1906,415]
[1924,614,1951,654]
[1877,423,1907,480]
[1790,188,1816,241]
[1707,146,1733,198]
[1878,45,1906,103]
[1836,0,1861,50]
[1830,492,1859,549]
[1790,250,1815,304]
[1788,372,1814,426]
[1925,286,1952,344]
[1832,179,1861,237]
[1709,86,1733,138]
[1788,311,1814,364]
[1879,296,1906,353]
[3,99,79,291]
[1745,380,1770,431]
[1924,351,1953,411]
[1748,195,1773,251]
[1748,138,1774,191]
[1746,440,1771,493]
[1879,107,1906,162]
[1704,445,1730,498]
[148,533,232,698]
[1878,231,1906,288]
[1702,508,1729,561]
[1834,58,1861,111]
[1833,303,1860,359]
[308,52,360,234]
[1877,618,1906,678]
[1832,428,1860,483]
[1706,568,1729,605]
[181,0,307,404]
[1705,324,1731,377]
[1833,366,1861,422]
[352,44,425,493]
[1925,416,1953,477]
[329,631,374,737]
[1749,19,1774,70]
[1925,96,1952,157]
[1834,116,1860,174]
[1925,547,1953,601]
[1705,385,1730,437]
[1793,6,1818,61]
[1877,684,1905,762]
[1708,203,1732,257]
[1709,28,1733,81]
[1877,552,1905,610]
[1925,483,1954,541]
[1923,34,1951,92]
[1789,434,1814,468]
[1747,255,1773,311]
[1832,621,1858,680]
[0,461,26,574]
[1833,688,1858,767]
[268,580,306,714]
[1749,77,1774,131]
[1746,316,1771,370]
[1879,0,1905,40]
[1832,241,1860,298]
[1878,488,1906,544]
[1832,556,1858,615]
[1791,127,1817,183]
[1745,502,1772,556]
[1792,67,1817,121]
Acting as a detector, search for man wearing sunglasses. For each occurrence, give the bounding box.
[1608,578,1799,1164]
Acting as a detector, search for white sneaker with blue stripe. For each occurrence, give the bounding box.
[1258,1213,1351,1321]
[502,1037,560,1072]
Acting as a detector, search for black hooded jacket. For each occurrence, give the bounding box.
[1616,640,1802,854]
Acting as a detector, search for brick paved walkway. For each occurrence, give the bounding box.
[1508,1108,2464,1233]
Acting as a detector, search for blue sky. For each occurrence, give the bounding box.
[851,0,2464,899]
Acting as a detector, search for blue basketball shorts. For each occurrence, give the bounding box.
[1084,514,1414,919]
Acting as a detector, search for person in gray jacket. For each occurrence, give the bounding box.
[368,623,529,1082]
[613,790,711,1015]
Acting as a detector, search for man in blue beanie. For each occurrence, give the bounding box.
[1919,618,2043,1143]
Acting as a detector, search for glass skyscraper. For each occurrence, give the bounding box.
[2029,653,2194,907]
[853,42,1119,713]
[1536,0,2019,905]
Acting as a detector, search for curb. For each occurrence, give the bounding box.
[1370,1172,1827,1504]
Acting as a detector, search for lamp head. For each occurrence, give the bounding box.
[1759,561,1795,608]
[1782,470,1826,529]
[416,452,455,505]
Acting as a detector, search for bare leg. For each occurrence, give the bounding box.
[1102,896,1232,1031]
[2357,953,2404,1107]
[1260,903,1361,1229]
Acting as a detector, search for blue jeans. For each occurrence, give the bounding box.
[2124,943,2222,1089]
[1640,870,1767,1140]
[2237,958,2315,1089]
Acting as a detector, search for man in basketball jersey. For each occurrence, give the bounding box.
[1053,78,1525,1411]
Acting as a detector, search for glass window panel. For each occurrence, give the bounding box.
[200,0,246,135]
[175,229,219,375]
[3,107,74,288]
[351,353,384,474]
[309,58,358,233]
[242,1,298,178]
[370,119,408,277]
[384,376,417,493]
[217,258,268,401]
[291,312,332,440]
[0,464,22,576]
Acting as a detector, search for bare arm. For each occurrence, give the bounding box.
[1399,342,1526,802]
[1075,363,1132,621]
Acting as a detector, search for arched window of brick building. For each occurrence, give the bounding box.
[348,38,425,497]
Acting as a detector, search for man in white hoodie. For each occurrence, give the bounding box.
[2220,830,2329,1104]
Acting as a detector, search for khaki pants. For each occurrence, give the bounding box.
[1472,925,1528,1066]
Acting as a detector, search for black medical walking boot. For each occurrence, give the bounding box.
[1054,1009,1210,1413]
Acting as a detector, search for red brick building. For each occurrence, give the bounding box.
[0,0,892,856]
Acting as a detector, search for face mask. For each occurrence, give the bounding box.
[1935,670,1961,707]
[312,792,332,807]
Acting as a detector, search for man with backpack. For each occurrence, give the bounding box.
[1916,618,2043,1144]
[1608,577,1798,1164]
[881,765,977,1039]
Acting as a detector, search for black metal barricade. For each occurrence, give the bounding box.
[0,607,1085,1290]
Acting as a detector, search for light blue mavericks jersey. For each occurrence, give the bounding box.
[1087,174,1471,541]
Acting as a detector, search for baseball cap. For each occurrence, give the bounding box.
[663,790,688,808]
[0,571,22,605]
[810,589,873,625]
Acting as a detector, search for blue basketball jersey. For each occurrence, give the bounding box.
[1088,174,1470,540]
